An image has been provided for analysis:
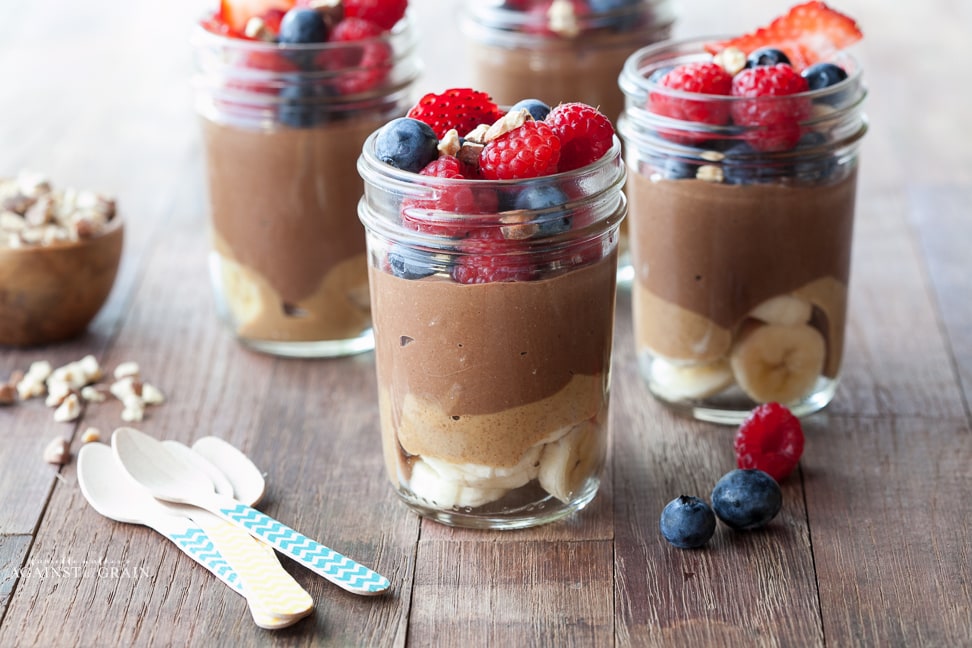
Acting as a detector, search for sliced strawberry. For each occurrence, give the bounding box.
[704,1,863,72]
[220,0,296,35]
[407,88,504,139]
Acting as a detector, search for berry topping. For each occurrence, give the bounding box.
[451,232,534,284]
[343,0,408,30]
[509,98,552,121]
[479,120,562,180]
[278,7,328,43]
[801,61,849,90]
[374,117,439,172]
[704,1,863,72]
[545,102,615,172]
[730,63,811,152]
[512,185,571,236]
[649,62,733,133]
[220,0,295,35]
[745,47,791,68]
[710,469,783,531]
[734,402,805,482]
[407,88,504,139]
[328,17,391,94]
[659,495,717,549]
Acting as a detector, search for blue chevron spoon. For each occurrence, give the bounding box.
[111,427,390,596]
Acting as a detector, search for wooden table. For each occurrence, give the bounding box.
[2,0,970,645]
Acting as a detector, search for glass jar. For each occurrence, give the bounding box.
[192,16,420,357]
[618,37,868,424]
[358,134,626,529]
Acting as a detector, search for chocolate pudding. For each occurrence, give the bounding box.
[369,252,616,509]
[203,117,380,343]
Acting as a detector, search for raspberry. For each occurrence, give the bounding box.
[545,102,615,172]
[327,18,391,94]
[451,231,534,284]
[407,88,504,139]
[731,64,811,152]
[648,62,732,143]
[479,120,561,180]
[343,0,408,31]
[705,1,863,72]
[734,402,805,482]
[401,156,497,239]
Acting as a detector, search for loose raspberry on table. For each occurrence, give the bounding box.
[545,102,615,172]
[479,120,562,180]
[648,62,733,142]
[407,88,504,139]
[731,63,811,152]
[343,0,408,31]
[734,402,805,482]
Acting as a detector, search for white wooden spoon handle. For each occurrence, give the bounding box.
[213,501,390,596]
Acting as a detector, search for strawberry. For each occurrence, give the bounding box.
[734,402,805,482]
[545,102,615,172]
[327,17,391,94]
[479,120,562,180]
[220,0,295,35]
[407,88,504,139]
[704,1,863,72]
[648,62,733,143]
[343,0,408,31]
[731,63,811,152]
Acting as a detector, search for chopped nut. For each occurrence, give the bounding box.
[437,129,461,157]
[697,165,725,183]
[0,174,116,249]
[0,211,26,231]
[113,361,140,380]
[244,16,274,41]
[16,360,52,400]
[0,383,16,406]
[547,0,580,37]
[43,437,71,465]
[80,385,107,403]
[110,376,141,400]
[45,381,73,407]
[24,195,55,227]
[53,393,82,422]
[499,211,540,240]
[457,141,485,169]
[484,109,531,143]
[81,427,102,444]
[78,355,103,382]
[700,150,726,162]
[121,396,145,422]
[17,171,51,198]
[714,47,747,76]
[141,383,166,406]
[463,124,490,144]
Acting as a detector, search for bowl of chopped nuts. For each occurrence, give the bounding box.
[0,172,123,346]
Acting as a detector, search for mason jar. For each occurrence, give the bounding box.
[358,134,626,529]
[193,16,420,357]
[618,37,867,424]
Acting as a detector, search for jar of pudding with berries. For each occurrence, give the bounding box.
[193,1,420,357]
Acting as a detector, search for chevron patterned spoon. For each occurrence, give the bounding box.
[111,427,390,596]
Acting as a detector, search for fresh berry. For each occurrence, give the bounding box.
[731,63,811,152]
[387,244,440,280]
[659,495,717,549]
[407,88,504,139]
[220,0,295,35]
[545,102,615,172]
[801,62,848,90]
[401,156,499,238]
[451,231,534,284]
[711,469,783,531]
[479,120,562,180]
[279,7,328,43]
[373,117,439,172]
[328,17,391,94]
[343,0,408,31]
[278,82,333,127]
[704,1,863,72]
[734,402,805,482]
[746,47,791,68]
[512,185,571,236]
[648,62,733,141]
[509,98,552,121]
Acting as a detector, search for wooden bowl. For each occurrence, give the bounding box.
[0,217,124,346]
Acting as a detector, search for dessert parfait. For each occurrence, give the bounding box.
[194,0,419,357]
[357,89,626,528]
[617,2,868,423]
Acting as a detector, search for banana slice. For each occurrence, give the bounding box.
[649,356,734,402]
[792,276,848,378]
[730,322,826,404]
[538,421,604,504]
[748,295,813,326]
[216,254,264,327]
[633,287,732,363]
[408,459,508,509]
[421,445,542,491]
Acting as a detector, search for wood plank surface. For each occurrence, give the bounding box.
[1,0,971,646]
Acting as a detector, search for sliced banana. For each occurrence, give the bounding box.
[407,459,508,509]
[215,254,264,327]
[748,294,813,326]
[792,276,848,378]
[421,445,542,491]
[633,287,732,363]
[537,420,604,504]
[730,322,826,404]
[649,356,734,402]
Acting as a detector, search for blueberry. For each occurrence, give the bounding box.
[587,0,642,30]
[387,245,443,280]
[278,81,334,128]
[710,469,782,531]
[279,8,328,44]
[801,62,848,91]
[374,118,439,172]
[792,131,838,182]
[660,495,717,549]
[656,156,697,180]
[745,47,791,68]
[509,98,551,121]
[722,142,781,185]
[512,185,571,236]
